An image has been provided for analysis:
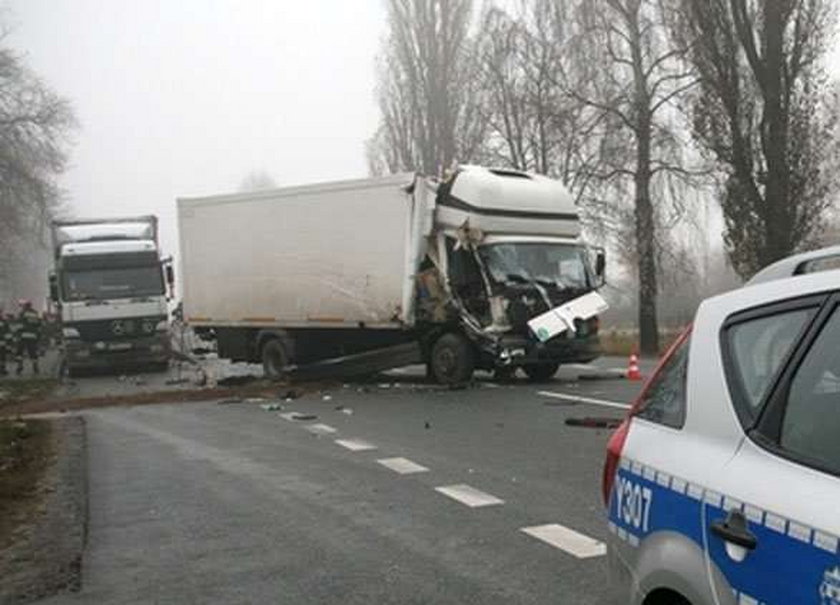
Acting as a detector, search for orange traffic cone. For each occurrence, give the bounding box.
[627,351,642,381]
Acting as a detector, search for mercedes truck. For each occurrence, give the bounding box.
[49,216,174,375]
[177,166,607,384]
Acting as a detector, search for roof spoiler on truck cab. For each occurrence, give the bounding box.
[50,215,159,259]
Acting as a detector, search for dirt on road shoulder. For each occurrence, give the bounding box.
[0,416,86,605]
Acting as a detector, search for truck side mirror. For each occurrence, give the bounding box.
[165,265,175,287]
[594,250,606,287]
[595,251,605,278]
[48,274,59,302]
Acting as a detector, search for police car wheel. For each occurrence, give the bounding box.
[522,362,560,382]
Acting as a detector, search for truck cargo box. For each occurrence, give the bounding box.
[177,173,417,330]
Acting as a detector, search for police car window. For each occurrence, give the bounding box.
[799,255,840,275]
[726,308,811,418]
[780,306,840,474]
[635,334,690,428]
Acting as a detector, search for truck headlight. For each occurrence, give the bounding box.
[155,321,169,333]
[62,327,80,339]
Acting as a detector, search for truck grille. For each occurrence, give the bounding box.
[67,316,166,342]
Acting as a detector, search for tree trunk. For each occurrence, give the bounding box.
[635,113,659,356]
[759,0,791,269]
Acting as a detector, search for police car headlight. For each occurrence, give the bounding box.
[62,327,80,339]
[155,321,169,333]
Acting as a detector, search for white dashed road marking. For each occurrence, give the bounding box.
[435,484,504,508]
[521,524,606,559]
[306,423,337,435]
[334,438,377,452]
[377,457,429,475]
[538,391,631,411]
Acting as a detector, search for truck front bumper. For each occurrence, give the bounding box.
[494,332,601,367]
[64,335,171,369]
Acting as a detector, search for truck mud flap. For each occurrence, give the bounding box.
[291,342,422,380]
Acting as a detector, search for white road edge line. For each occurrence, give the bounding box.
[434,484,504,508]
[334,438,377,452]
[538,391,631,411]
[377,457,429,475]
[521,524,607,559]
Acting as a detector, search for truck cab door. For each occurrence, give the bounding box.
[704,296,840,604]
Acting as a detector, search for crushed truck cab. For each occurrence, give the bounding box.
[177,165,606,384]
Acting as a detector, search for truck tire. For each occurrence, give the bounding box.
[429,333,474,385]
[523,362,560,382]
[261,338,290,380]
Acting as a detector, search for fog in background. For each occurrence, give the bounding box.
[4,1,839,322]
[6,0,386,267]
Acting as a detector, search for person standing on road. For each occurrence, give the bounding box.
[0,307,8,376]
[15,300,42,375]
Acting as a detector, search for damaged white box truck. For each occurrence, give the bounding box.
[177,166,607,384]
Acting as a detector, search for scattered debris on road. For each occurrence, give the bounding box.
[259,402,282,411]
[564,417,622,429]
[216,398,244,405]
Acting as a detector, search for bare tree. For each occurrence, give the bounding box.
[368,0,485,175]
[238,170,277,192]
[472,2,608,198]
[0,41,75,304]
[672,0,839,278]
[567,0,700,355]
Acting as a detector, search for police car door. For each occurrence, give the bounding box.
[705,292,840,604]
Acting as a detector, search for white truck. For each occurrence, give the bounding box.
[177,166,607,384]
[49,216,174,375]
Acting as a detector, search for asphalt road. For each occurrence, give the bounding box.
[40,359,654,605]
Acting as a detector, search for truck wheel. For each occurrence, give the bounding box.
[429,333,474,385]
[261,338,290,380]
[523,362,560,382]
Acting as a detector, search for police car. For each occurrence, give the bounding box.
[603,266,840,604]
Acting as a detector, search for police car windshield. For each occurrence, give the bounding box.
[63,266,165,301]
[478,242,591,290]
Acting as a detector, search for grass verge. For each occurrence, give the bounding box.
[0,418,54,550]
[0,379,60,410]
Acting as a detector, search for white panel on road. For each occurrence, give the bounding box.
[434,484,504,508]
[306,424,337,435]
[377,457,429,474]
[334,438,377,452]
[538,391,631,411]
[521,524,606,559]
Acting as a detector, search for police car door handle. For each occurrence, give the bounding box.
[711,510,757,550]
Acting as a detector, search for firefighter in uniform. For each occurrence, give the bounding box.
[0,307,8,376]
[16,300,42,375]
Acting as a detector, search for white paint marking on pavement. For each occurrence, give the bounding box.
[306,423,337,435]
[377,457,429,475]
[334,438,377,452]
[279,412,301,421]
[538,391,631,411]
[521,524,607,559]
[434,484,504,508]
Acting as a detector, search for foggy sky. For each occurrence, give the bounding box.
[7,0,386,265]
[7,1,840,273]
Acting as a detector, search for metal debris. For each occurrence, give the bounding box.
[564,416,622,429]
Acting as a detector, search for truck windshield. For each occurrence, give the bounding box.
[478,242,591,290]
[63,266,165,301]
